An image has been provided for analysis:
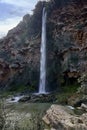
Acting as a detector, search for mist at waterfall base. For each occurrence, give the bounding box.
[38,7,47,94]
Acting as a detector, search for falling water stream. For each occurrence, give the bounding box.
[39,7,47,94]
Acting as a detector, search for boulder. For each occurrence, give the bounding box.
[68,93,87,107]
[19,93,56,103]
[81,103,87,111]
[19,96,31,102]
[43,105,87,130]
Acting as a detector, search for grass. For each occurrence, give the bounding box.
[9,85,36,93]
[55,84,80,104]
[0,85,36,99]
[0,91,16,98]
[74,108,85,115]
[62,84,80,93]
[0,100,51,130]
[55,93,71,104]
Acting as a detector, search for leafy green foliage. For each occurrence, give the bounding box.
[62,84,79,93]
[55,84,80,104]
[8,65,39,93]
[9,85,35,93]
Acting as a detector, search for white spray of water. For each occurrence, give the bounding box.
[39,7,47,94]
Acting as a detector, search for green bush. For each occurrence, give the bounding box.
[55,84,80,104]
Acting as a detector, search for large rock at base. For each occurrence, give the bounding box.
[68,93,87,107]
[43,105,87,130]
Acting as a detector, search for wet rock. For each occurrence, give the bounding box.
[11,98,15,101]
[19,96,31,102]
[19,93,56,103]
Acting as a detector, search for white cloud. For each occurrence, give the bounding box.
[0,16,22,38]
[0,0,39,16]
[0,0,37,7]
[0,0,45,38]
[0,0,38,38]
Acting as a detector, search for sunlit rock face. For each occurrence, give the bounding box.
[43,105,87,130]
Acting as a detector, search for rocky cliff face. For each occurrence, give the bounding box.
[0,0,87,92]
[0,13,41,91]
[46,0,87,90]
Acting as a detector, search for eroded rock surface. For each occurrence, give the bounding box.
[43,105,87,130]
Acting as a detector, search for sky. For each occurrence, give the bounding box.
[0,0,40,38]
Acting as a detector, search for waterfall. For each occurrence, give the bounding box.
[39,7,47,94]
